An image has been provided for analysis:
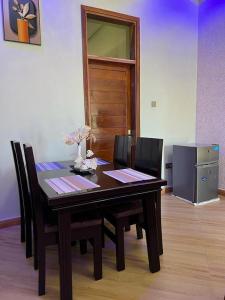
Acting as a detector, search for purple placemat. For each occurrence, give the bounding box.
[45,175,100,194]
[103,168,155,183]
[36,162,66,172]
[97,158,110,165]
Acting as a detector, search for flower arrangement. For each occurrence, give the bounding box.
[65,126,96,169]
[12,0,36,29]
[64,125,96,146]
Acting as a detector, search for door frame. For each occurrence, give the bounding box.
[81,5,140,139]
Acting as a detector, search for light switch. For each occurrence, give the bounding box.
[151,101,157,108]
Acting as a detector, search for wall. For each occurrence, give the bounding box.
[196,0,225,190]
[0,0,198,220]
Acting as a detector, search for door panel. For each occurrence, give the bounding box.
[91,91,126,104]
[90,103,126,116]
[89,61,131,161]
[92,116,126,129]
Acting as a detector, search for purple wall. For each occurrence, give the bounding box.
[196,0,225,189]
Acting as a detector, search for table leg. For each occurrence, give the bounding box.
[142,192,160,273]
[58,210,72,300]
[156,190,163,255]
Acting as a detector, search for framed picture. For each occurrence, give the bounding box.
[2,0,41,45]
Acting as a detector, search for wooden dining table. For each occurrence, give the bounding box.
[38,160,167,300]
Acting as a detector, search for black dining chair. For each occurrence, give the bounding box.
[23,144,102,296]
[134,137,163,253]
[10,141,32,258]
[113,135,132,167]
[134,137,163,178]
[103,136,163,271]
[103,135,143,271]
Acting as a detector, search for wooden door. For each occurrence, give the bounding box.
[89,60,131,161]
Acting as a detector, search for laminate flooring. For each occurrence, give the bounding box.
[0,194,225,300]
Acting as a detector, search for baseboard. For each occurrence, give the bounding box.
[163,187,225,196]
[0,217,20,229]
[218,189,225,196]
[163,187,173,194]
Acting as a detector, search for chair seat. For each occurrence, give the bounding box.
[105,201,143,219]
[46,209,101,226]
[45,218,101,234]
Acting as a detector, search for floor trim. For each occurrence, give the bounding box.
[163,187,225,196]
[218,189,225,196]
[164,187,173,193]
[0,217,20,229]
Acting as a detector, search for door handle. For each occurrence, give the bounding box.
[91,115,97,128]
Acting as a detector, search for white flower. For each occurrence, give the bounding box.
[64,135,75,145]
[64,125,96,145]
[86,150,94,158]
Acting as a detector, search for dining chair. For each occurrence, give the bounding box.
[103,135,143,271]
[13,141,57,270]
[10,141,32,258]
[113,135,132,167]
[113,134,135,231]
[104,136,163,271]
[23,144,102,296]
[113,134,134,230]
[134,137,163,253]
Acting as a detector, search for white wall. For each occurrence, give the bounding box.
[0,0,198,220]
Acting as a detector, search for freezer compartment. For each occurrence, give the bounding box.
[196,145,219,165]
[195,163,219,203]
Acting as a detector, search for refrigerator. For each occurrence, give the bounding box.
[173,144,219,204]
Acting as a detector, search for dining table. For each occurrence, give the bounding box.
[38,159,167,300]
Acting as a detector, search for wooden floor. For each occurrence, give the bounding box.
[0,194,225,300]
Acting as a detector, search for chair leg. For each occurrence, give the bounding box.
[25,219,32,258]
[38,243,46,296]
[115,223,125,271]
[93,229,102,280]
[33,225,38,270]
[136,223,143,240]
[125,224,131,232]
[71,240,77,246]
[80,240,87,254]
[19,198,26,243]
[20,213,26,243]
[101,218,105,248]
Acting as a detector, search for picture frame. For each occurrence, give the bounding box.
[2,0,41,45]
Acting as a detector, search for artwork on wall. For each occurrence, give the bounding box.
[2,0,41,45]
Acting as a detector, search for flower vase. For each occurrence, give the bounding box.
[74,143,83,168]
[17,19,29,43]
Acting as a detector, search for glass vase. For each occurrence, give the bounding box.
[74,143,83,168]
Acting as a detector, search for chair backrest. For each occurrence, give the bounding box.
[14,142,32,220]
[134,137,163,178]
[10,141,24,212]
[23,144,41,225]
[113,135,132,167]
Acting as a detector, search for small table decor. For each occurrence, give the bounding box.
[64,125,96,169]
[70,150,97,175]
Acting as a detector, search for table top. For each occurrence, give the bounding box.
[38,160,167,210]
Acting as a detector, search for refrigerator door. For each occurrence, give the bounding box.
[196,145,219,165]
[195,163,219,203]
[173,145,196,202]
